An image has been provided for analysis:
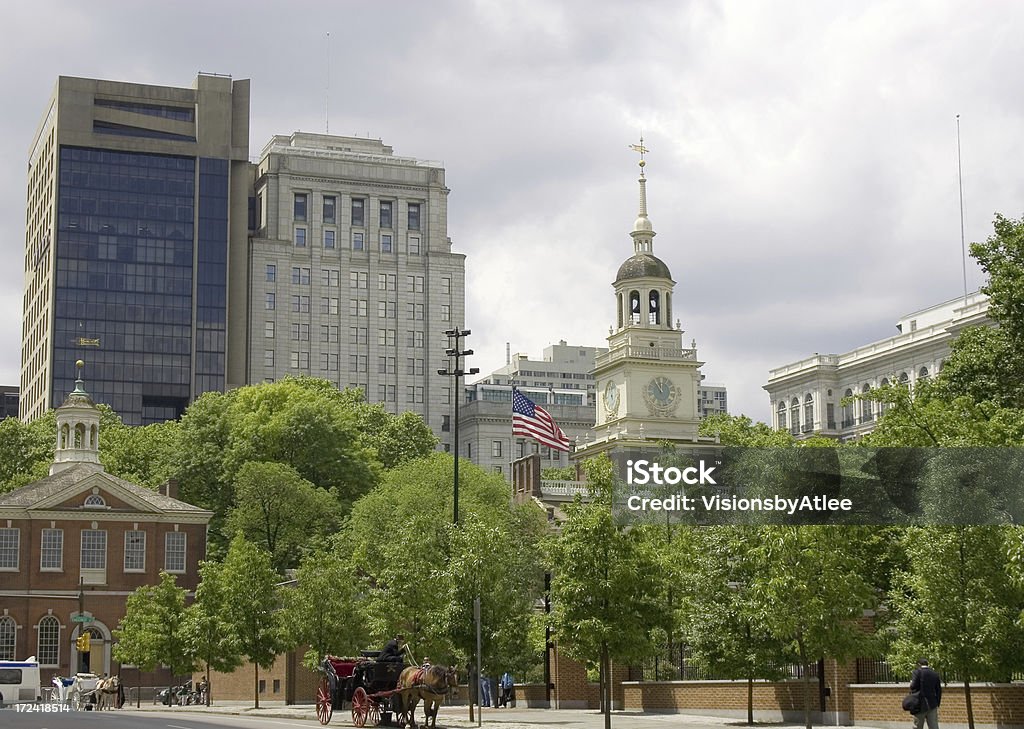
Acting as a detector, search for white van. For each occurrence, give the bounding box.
[0,657,42,704]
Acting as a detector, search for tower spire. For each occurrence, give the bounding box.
[628,136,655,253]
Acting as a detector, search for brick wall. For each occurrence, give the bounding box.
[622,679,817,722]
[851,683,1024,729]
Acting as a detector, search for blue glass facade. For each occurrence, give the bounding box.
[52,146,227,425]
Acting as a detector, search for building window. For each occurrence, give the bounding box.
[41,528,63,571]
[803,394,814,432]
[352,232,364,251]
[408,203,421,230]
[441,277,451,295]
[0,616,14,660]
[124,531,146,572]
[80,530,107,570]
[265,321,275,338]
[265,264,276,282]
[442,415,450,432]
[84,494,106,508]
[349,354,367,372]
[264,350,275,368]
[37,616,59,667]
[0,528,19,570]
[291,323,310,341]
[378,301,396,319]
[291,267,311,285]
[165,532,187,573]
[322,269,340,287]
[492,440,502,458]
[407,303,424,321]
[351,198,365,227]
[320,353,339,371]
[350,271,368,289]
[380,200,393,228]
[294,193,308,221]
[323,195,337,224]
[295,227,307,247]
[777,401,786,431]
[378,329,396,347]
[381,234,393,253]
[408,236,421,255]
[406,275,424,293]
[265,293,276,311]
[378,273,396,291]
[378,357,396,374]
[324,229,336,249]
[441,304,451,321]
[377,385,396,402]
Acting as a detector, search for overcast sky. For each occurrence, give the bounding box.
[2,0,1021,421]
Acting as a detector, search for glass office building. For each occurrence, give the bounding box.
[21,75,249,425]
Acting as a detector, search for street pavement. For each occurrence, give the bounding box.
[114,701,876,729]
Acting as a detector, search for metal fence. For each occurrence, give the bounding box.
[636,645,818,682]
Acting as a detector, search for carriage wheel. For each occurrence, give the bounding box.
[316,677,334,725]
[368,700,382,726]
[351,687,370,727]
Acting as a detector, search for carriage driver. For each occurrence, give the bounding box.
[378,634,407,663]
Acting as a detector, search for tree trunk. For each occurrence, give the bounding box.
[965,679,974,729]
[602,641,612,729]
[747,674,754,725]
[205,660,211,707]
[797,638,811,729]
[254,663,260,709]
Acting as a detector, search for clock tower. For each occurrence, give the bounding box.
[578,140,716,457]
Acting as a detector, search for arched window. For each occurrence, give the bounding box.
[919,367,929,379]
[37,615,59,667]
[879,379,890,415]
[777,401,787,431]
[790,398,800,434]
[648,290,661,325]
[803,394,814,431]
[84,494,106,508]
[666,292,672,327]
[842,389,854,428]
[74,423,85,448]
[861,384,873,423]
[616,293,624,329]
[898,372,909,384]
[60,423,69,450]
[629,290,641,325]
[0,616,15,660]
[939,359,946,372]
[90,425,97,449]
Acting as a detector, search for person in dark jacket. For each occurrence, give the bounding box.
[909,658,941,729]
[378,634,407,663]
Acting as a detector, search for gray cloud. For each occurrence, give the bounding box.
[1,0,1020,422]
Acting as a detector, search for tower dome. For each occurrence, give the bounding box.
[50,360,102,475]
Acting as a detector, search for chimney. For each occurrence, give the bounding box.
[162,478,179,500]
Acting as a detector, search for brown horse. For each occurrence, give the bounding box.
[396,665,457,728]
[95,675,121,710]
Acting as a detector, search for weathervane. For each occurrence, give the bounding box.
[629,135,649,176]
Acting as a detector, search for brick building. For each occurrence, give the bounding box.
[0,365,212,685]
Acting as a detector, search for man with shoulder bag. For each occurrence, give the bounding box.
[907,658,942,729]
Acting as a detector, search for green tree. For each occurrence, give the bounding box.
[226,461,342,572]
[891,526,1024,729]
[280,549,365,671]
[113,572,194,677]
[747,526,877,729]
[674,526,792,724]
[699,412,795,446]
[346,398,438,469]
[183,559,243,705]
[345,452,544,673]
[547,455,664,729]
[219,536,284,708]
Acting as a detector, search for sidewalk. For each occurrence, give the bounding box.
[124,701,867,729]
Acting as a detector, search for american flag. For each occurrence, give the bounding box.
[512,388,571,452]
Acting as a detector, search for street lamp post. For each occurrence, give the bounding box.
[437,327,479,526]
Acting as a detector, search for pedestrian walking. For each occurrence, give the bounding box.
[499,672,514,707]
[479,673,492,707]
[909,658,942,729]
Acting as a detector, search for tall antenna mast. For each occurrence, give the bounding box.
[957,114,967,301]
[325,32,331,134]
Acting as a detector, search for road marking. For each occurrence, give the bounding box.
[168,725,193,728]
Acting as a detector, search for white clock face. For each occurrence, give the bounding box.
[643,375,679,415]
[603,381,619,413]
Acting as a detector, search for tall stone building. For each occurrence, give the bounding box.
[20,73,251,425]
[249,132,465,447]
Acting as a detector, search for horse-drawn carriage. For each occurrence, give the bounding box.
[316,652,456,728]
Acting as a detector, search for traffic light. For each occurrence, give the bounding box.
[76,633,90,652]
